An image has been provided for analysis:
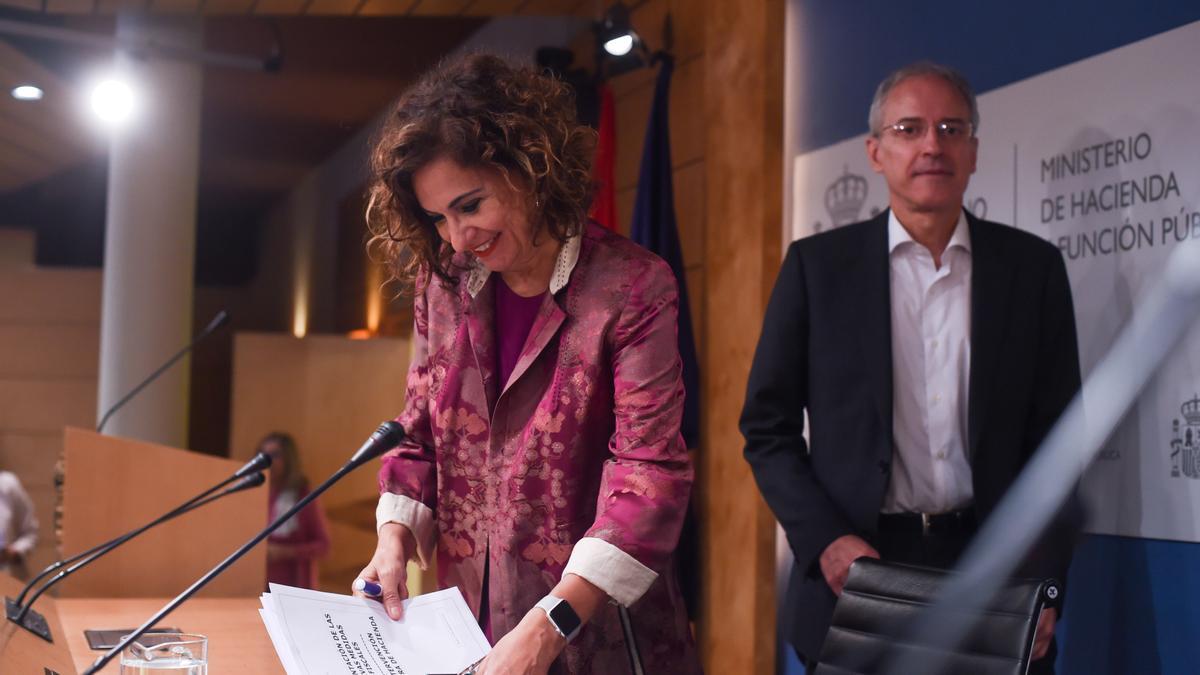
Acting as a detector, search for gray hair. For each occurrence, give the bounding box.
[867,61,979,137]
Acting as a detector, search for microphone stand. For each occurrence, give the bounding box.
[6,451,270,642]
[617,605,645,675]
[97,309,229,434]
[83,421,404,675]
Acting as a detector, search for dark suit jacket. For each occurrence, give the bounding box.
[740,209,1083,660]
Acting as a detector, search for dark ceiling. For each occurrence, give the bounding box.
[0,10,486,282]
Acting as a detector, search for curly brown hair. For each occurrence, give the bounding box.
[367,53,597,289]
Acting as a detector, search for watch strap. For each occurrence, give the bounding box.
[534,595,582,642]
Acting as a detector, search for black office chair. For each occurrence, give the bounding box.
[814,558,1060,675]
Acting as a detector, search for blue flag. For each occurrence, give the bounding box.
[629,55,701,450]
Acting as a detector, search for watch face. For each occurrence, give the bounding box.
[548,600,582,637]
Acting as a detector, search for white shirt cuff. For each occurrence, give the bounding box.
[376,493,436,570]
[562,537,658,607]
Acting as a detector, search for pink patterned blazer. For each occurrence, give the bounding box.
[377,223,700,673]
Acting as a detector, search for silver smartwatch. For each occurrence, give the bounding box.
[534,594,582,642]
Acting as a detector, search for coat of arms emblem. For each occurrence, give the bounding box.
[1170,393,1200,479]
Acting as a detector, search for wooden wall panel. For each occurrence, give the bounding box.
[461,0,523,16]
[607,62,655,99]
[674,159,705,267]
[357,0,417,15]
[42,0,92,13]
[95,0,150,13]
[516,0,583,15]
[306,0,361,14]
[669,0,704,60]
[229,333,415,594]
[613,80,653,191]
[615,185,635,236]
[629,0,668,53]
[408,0,470,15]
[201,0,256,13]
[0,324,99,380]
[0,248,101,583]
[150,0,202,11]
[253,0,307,13]
[669,55,704,167]
[0,380,95,432]
[698,0,784,673]
[0,269,102,323]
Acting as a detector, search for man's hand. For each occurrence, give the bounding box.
[818,535,880,596]
[1032,607,1057,661]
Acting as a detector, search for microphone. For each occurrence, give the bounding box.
[5,450,271,641]
[97,309,230,434]
[83,421,404,675]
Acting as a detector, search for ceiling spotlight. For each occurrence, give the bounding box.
[603,34,634,57]
[89,78,136,126]
[598,2,640,58]
[11,84,43,101]
[595,2,650,78]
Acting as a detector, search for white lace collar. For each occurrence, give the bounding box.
[464,232,582,298]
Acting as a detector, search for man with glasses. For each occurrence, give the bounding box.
[741,62,1081,673]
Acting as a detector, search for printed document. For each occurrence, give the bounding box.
[259,584,490,675]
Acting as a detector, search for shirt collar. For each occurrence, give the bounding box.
[888,209,972,256]
[464,231,582,298]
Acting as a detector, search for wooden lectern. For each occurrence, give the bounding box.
[57,427,267,598]
[2,427,270,673]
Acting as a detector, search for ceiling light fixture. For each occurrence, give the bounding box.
[604,34,635,57]
[598,2,639,57]
[89,78,137,127]
[593,2,660,79]
[11,84,43,101]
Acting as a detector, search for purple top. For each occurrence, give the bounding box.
[493,276,545,389]
[482,276,543,640]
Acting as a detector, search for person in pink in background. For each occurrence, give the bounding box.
[259,432,330,590]
[356,54,699,675]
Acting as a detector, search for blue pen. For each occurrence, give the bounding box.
[352,578,383,597]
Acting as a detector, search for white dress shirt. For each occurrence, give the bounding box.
[0,471,38,573]
[882,210,975,514]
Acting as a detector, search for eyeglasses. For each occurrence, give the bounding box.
[880,119,973,142]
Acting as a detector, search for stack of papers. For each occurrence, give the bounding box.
[260,584,490,675]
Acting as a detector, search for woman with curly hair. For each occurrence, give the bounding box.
[355,54,700,674]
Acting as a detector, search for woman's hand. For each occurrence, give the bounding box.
[355,522,415,620]
[475,574,603,674]
[475,608,565,675]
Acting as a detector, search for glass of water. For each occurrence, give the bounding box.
[119,632,208,674]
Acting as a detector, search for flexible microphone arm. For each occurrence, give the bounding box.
[97,310,230,434]
[5,452,271,642]
[83,421,405,675]
[14,449,269,610]
[14,471,268,625]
